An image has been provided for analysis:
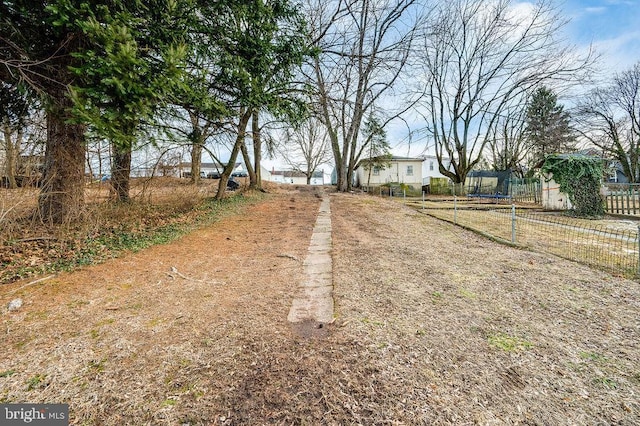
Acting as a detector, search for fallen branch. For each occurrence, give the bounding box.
[277,254,300,262]
[165,266,204,283]
[7,274,56,295]
[15,236,58,243]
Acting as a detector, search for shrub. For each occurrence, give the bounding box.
[541,154,605,218]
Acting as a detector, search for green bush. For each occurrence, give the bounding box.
[429,177,451,195]
[541,154,604,218]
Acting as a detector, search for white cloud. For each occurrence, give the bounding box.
[584,7,607,14]
[593,30,640,70]
[507,1,536,19]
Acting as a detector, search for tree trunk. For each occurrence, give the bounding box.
[240,140,256,187]
[216,109,252,200]
[85,144,94,183]
[251,110,262,190]
[347,160,356,191]
[2,122,19,189]
[190,136,203,185]
[339,134,351,191]
[189,113,204,184]
[111,142,132,202]
[38,96,86,224]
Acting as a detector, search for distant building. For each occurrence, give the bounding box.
[606,161,631,184]
[268,169,325,185]
[355,156,424,189]
[177,162,243,178]
[421,155,453,185]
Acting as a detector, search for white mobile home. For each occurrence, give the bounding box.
[268,170,325,185]
[355,156,424,189]
[421,155,453,185]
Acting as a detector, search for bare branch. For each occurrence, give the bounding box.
[303,0,424,190]
[417,0,596,183]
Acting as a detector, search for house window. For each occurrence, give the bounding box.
[406,165,413,176]
[429,161,434,171]
[373,166,380,176]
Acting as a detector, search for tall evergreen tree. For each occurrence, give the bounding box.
[0,0,191,219]
[204,0,312,198]
[360,114,392,188]
[525,86,576,167]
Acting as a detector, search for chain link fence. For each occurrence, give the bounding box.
[403,197,640,278]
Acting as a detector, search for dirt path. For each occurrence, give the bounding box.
[1,187,639,425]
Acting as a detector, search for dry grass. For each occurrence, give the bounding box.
[1,188,639,425]
[407,197,640,277]
[0,177,253,284]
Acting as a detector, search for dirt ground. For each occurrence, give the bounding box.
[1,185,639,425]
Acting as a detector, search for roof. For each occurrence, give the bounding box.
[421,154,451,161]
[532,152,603,170]
[355,155,424,170]
[388,156,425,162]
[178,162,241,169]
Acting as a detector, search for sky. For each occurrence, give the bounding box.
[258,0,640,173]
[385,0,640,160]
[562,0,640,71]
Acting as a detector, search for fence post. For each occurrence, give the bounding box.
[511,204,516,244]
[422,191,425,210]
[454,195,457,225]
[637,225,640,277]
[403,188,406,204]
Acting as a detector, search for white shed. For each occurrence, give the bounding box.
[541,175,572,210]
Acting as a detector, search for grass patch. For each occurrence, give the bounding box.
[26,374,46,391]
[458,288,476,299]
[87,358,107,374]
[487,332,533,352]
[361,317,385,326]
[579,351,608,363]
[593,377,618,389]
[162,398,178,407]
[431,291,443,302]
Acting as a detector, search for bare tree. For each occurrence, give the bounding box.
[281,117,331,184]
[418,0,594,185]
[156,151,182,177]
[304,0,422,191]
[574,63,640,183]
[487,102,529,176]
[0,83,44,188]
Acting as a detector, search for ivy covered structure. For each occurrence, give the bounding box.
[540,154,605,218]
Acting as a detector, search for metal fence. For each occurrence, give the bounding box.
[424,178,542,203]
[405,198,639,278]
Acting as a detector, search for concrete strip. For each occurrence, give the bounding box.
[303,253,332,266]
[287,194,334,325]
